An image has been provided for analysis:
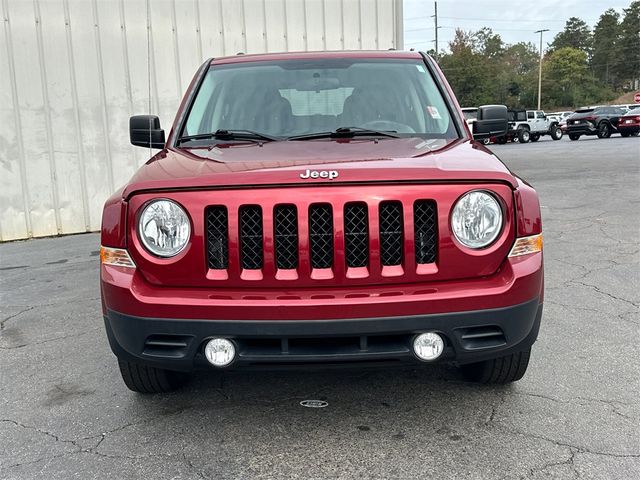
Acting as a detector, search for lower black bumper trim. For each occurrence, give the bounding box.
[104,298,543,371]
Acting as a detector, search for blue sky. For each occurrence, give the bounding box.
[403,0,631,53]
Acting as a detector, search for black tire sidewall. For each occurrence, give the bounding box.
[598,122,611,138]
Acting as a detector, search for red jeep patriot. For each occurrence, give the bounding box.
[100,51,543,393]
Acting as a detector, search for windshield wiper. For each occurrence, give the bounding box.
[178,129,281,144]
[288,127,400,141]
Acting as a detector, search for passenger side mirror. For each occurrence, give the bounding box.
[130,115,165,149]
[472,105,508,140]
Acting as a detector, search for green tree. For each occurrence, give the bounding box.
[616,1,640,85]
[550,17,593,56]
[434,10,625,111]
[542,47,614,108]
[439,29,491,107]
[473,28,504,58]
[501,42,539,107]
[591,9,621,87]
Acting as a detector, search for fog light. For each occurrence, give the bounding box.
[413,332,444,361]
[204,338,236,367]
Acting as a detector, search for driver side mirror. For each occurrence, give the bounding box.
[130,115,165,149]
[473,105,508,140]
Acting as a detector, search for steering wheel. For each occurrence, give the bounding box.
[359,120,415,134]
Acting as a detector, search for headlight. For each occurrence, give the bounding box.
[138,199,191,257]
[451,191,503,248]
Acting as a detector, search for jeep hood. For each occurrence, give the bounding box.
[122,138,517,198]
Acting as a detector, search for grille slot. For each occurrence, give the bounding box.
[274,205,298,269]
[205,206,229,269]
[414,200,438,264]
[239,205,263,270]
[344,203,369,268]
[309,204,334,269]
[457,326,506,350]
[143,334,192,358]
[379,201,404,266]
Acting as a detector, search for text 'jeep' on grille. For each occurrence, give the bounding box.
[101,51,544,393]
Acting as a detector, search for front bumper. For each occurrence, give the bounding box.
[102,252,543,371]
[105,298,543,371]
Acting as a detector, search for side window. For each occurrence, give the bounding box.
[527,111,535,119]
[536,111,545,119]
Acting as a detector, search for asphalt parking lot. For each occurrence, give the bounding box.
[1,135,638,479]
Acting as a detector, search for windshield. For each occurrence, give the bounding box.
[181,58,458,142]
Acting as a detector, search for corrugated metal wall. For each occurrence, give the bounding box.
[0,0,403,241]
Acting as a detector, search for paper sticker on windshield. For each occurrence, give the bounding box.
[427,106,441,119]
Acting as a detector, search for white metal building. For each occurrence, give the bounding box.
[0,0,403,241]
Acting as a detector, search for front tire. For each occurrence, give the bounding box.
[518,128,530,143]
[530,133,540,142]
[550,125,563,140]
[597,122,611,138]
[569,133,580,141]
[461,349,531,384]
[620,132,630,137]
[118,359,189,394]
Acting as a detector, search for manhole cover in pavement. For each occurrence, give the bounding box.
[300,400,328,408]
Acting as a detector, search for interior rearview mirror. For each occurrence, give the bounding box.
[473,105,508,140]
[130,115,165,149]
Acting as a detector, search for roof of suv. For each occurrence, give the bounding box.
[211,50,423,65]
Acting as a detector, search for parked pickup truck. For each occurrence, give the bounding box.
[508,109,563,143]
[100,50,543,393]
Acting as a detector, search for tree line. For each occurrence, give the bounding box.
[434,1,640,110]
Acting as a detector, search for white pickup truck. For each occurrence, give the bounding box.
[508,109,563,143]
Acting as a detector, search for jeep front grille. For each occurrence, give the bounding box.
[205,198,438,281]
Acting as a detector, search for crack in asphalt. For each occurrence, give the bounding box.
[543,254,639,310]
[546,299,638,327]
[569,280,640,308]
[511,391,636,421]
[0,306,35,331]
[498,426,640,460]
[0,406,200,472]
[521,447,579,479]
[0,419,83,469]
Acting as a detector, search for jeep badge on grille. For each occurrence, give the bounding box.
[300,169,339,180]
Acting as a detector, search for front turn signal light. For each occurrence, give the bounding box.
[100,246,136,268]
[508,234,543,257]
